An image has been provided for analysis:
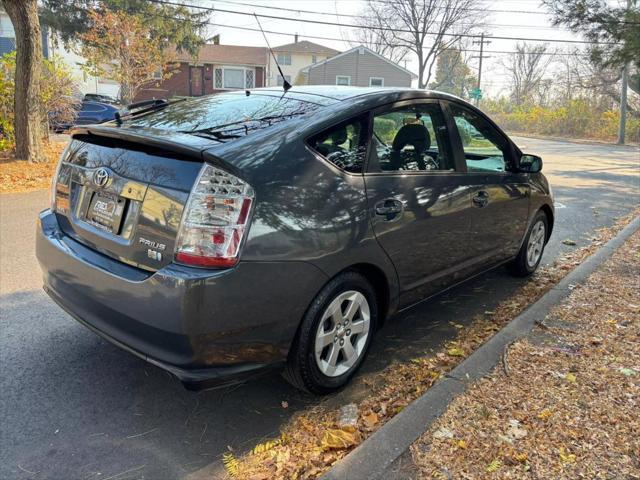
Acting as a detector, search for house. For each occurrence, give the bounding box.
[267,38,339,87]
[1,7,119,98]
[136,43,268,101]
[303,45,416,87]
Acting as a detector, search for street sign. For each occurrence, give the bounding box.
[470,87,483,100]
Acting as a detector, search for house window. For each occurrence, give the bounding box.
[277,75,291,87]
[369,77,384,87]
[336,75,351,86]
[312,55,317,64]
[214,67,255,90]
[277,53,291,65]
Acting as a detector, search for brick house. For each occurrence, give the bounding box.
[136,44,268,101]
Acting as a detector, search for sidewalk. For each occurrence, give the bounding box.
[322,216,639,480]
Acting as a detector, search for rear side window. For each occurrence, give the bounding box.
[309,117,368,174]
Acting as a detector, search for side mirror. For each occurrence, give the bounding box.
[519,154,543,173]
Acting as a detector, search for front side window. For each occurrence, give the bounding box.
[336,75,351,86]
[371,103,453,172]
[450,104,508,173]
[309,117,368,173]
[277,53,291,65]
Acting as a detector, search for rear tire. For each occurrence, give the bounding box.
[508,210,549,277]
[283,271,378,394]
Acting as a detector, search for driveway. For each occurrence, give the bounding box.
[1,137,638,480]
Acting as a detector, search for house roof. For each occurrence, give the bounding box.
[272,40,339,56]
[303,45,417,79]
[174,44,268,66]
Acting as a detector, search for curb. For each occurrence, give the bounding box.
[321,216,640,480]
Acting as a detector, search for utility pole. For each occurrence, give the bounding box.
[617,0,631,145]
[471,33,491,106]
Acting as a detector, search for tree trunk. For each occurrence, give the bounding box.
[2,0,42,162]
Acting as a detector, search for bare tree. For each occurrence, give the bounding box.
[357,0,485,89]
[2,0,42,162]
[502,43,554,105]
[352,12,408,64]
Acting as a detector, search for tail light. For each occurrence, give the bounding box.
[174,164,254,268]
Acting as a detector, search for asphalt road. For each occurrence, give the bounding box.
[1,137,638,480]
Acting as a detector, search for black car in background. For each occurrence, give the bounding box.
[83,93,120,105]
[50,100,121,132]
[38,86,553,394]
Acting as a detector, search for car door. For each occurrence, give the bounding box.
[364,99,475,308]
[444,101,530,266]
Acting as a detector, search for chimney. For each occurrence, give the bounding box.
[294,33,298,43]
[212,34,220,45]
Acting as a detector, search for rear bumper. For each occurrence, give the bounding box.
[36,210,328,389]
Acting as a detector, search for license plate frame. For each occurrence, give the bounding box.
[84,190,127,234]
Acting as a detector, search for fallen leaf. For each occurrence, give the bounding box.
[565,373,577,383]
[562,239,577,246]
[537,409,553,420]
[433,427,454,440]
[559,447,576,463]
[619,367,636,376]
[486,458,501,472]
[281,401,289,409]
[456,439,468,449]
[362,411,379,428]
[320,428,358,451]
[447,347,465,357]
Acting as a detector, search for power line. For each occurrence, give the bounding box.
[147,0,622,45]
[210,0,640,27]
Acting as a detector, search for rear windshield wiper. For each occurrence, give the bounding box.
[185,112,308,140]
[114,98,188,125]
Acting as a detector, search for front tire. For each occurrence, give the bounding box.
[283,271,378,394]
[508,210,549,277]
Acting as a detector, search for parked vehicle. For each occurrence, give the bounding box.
[37,86,553,394]
[50,100,120,132]
[83,93,121,105]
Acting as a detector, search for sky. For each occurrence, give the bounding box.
[192,0,600,96]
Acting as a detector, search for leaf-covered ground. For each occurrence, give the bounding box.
[0,141,66,194]
[223,211,640,479]
[411,230,640,479]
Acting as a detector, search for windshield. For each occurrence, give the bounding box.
[125,92,322,134]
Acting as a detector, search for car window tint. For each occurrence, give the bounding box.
[450,104,507,173]
[372,104,453,172]
[309,118,368,174]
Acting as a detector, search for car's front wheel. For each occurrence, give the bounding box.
[508,210,549,276]
[283,271,378,394]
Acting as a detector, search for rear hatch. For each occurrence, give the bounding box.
[52,91,327,271]
[52,128,212,271]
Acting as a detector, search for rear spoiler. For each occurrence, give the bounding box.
[70,124,221,159]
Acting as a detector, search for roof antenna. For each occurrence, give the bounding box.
[254,13,291,92]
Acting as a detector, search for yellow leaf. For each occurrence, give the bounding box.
[456,439,468,449]
[222,452,239,477]
[362,412,379,428]
[515,452,529,463]
[486,458,501,472]
[537,409,552,420]
[559,447,576,463]
[447,347,465,357]
[565,373,576,383]
[320,427,358,451]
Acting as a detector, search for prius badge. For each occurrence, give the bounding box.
[139,237,166,261]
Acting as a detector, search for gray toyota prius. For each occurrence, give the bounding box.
[37,86,553,394]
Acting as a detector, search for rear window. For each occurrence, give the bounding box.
[126,92,322,139]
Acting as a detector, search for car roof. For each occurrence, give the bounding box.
[251,85,461,103]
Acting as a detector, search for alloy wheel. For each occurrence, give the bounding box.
[526,220,546,268]
[314,290,371,377]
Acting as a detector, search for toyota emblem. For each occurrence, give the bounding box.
[93,168,111,188]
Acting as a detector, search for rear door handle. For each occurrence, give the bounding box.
[472,190,489,208]
[375,199,403,220]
